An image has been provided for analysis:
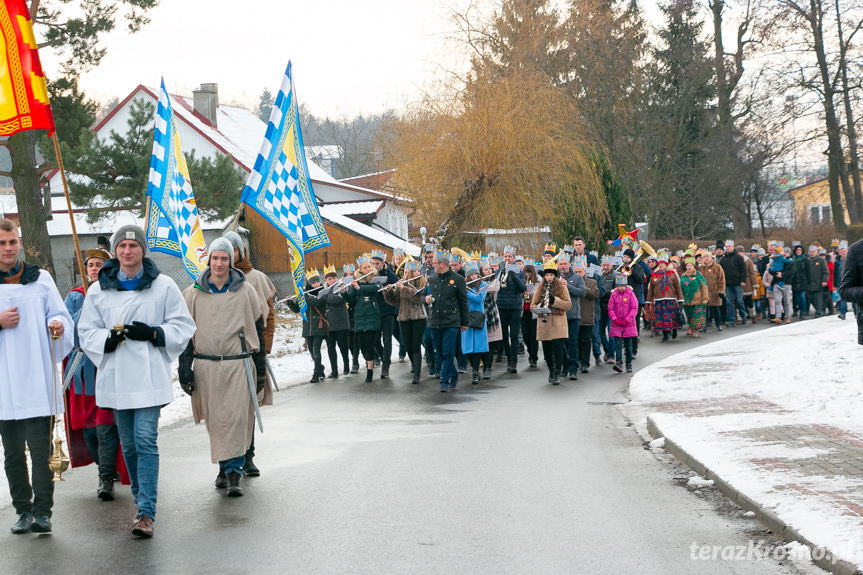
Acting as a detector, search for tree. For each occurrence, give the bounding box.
[256,88,274,123]
[5,0,158,271]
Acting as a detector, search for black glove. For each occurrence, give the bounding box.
[180,375,195,396]
[253,351,266,393]
[125,321,157,343]
[256,373,266,394]
[718,293,726,301]
[104,328,126,353]
[548,292,556,305]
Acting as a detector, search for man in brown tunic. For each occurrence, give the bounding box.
[179,238,267,497]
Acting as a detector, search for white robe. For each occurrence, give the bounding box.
[78,274,196,410]
[0,270,73,420]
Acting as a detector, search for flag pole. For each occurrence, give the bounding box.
[230,204,242,232]
[51,133,88,294]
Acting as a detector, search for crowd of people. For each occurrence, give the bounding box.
[0,211,854,540]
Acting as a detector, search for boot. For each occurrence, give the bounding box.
[472,370,480,384]
[671,329,677,339]
[97,475,115,501]
[215,468,227,489]
[483,367,491,380]
[412,372,420,384]
[552,370,561,385]
[310,371,320,383]
[226,472,243,497]
[365,369,374,383]
[350,359,359,374]
[626,364,633,373]
[661,332,669,342]
[785,317,791,324]
[328,370,339,379]
[344,364,350,376]
[380,365,389,379]
[243,456,260,477]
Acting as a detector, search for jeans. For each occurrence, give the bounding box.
[725,285,746,324]
[431,327,460,387]
[499,309,522,364]
[423,326,436,372]
[614,336,634,365]
[839,298,848,316]
[375,315,395,368]
[0,416,53,516]
[86,423,120,479]
[563,318,580,374]
[793,288,807,315]
[115,406,161,520]
[220,455,245,476]
[591,321,601,358]
[708,305,723,328]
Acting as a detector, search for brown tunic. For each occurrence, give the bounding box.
[182,281,264,463]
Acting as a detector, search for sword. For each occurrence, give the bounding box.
[265,356,280,392]
[61,349,86,394]
[238,332,264,433]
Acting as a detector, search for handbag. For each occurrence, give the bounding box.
[468,310,486,329]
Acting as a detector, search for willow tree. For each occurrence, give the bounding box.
[383,70,604,248]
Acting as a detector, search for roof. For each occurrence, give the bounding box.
[339,169,396,192]
[323,200,384,217]
[316,204,420,257]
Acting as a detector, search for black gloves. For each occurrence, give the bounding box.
[253,352,266,393]
[124,321,157,343]
[180,374,195,396]
[256,373,266,394]
[548,292,556,305]
[104,328,126,353]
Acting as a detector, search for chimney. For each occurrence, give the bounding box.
[192,83,218,127]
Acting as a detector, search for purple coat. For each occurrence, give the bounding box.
[608,286,639,338]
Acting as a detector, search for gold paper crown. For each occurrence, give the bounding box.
[470,251,483,261]
[832,238,840,247]
[305,268,321,281]
[323,264,337,276]
[543,242,557,254]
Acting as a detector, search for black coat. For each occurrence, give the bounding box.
[719,252,747,286]
[375,267,400,317]
[839,239,863,343]
[322,291,350,332]
[426,270,469,330]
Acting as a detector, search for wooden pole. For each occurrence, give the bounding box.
[230,204,243,232]
[51,133,87,294]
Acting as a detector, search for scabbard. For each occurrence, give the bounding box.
[238,332,264,433]
[265,356,280,391]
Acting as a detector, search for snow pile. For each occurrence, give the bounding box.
[686,476,715,490]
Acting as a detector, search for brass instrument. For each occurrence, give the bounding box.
[617,240,657,276]
[48,330,70,481]
[394,253,415,277]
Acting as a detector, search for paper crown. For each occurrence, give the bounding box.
[684,257,696,266]
[751,244,761,251]
[589,250,598,259]
[504,245,516,255]
[370,249,387,261]
[543,258,559,272]
[356,254,372,266]
[676,250,685,257]
[463,260,480,276]
[557,252,571,263]
[696,248,707,256]
[614,250,623,259]
[832,238,840,247]
[470,251,482,261]
[487,251,499,258]
[688,242,698,251]
[615,274,628,286]
[343,263,356,274]
[323,264,337,276]
[757,247,766,256]
[724,239,734,248]
[434,248,449,261]
[819,247,827,254]
[572,255,587,268]
[563,244,574,254]
[792,240,802,247]
[840,240,849,250]
[514,254,525,261]
[306,268,321,282]
[424,243,435,252]
[480,256,490,267]
[543,242,557,254]
[601,255,612,264]
[808,244,818,252]
[656,251,670,264]
[404,261,420,272]
[450,251,465,263]
[393,248,405,257]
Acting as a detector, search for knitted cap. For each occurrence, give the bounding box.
[207,237,234,267]
[222,231,245,260]
[111,225,147,255]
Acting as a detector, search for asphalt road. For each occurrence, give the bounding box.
[0,322,826,574]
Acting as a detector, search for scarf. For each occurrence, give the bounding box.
[484,289,500,329]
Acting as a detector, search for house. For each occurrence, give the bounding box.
[40,82,417,295]
[788,176,844,228]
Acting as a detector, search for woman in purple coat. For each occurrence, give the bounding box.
[608,274,639,373]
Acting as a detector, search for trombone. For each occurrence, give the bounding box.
[616,240,657,276]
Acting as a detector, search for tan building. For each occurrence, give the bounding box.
[788,177,848,227]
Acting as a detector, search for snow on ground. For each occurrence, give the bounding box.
[627,316,863,570]
[0,311,311,510]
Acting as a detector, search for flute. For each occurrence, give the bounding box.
[379,274,422,292]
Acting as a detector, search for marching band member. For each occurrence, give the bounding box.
[558,253,587,380]
[344,255,383,382]
[480,261,503,378]
[530,260,572,385]
[462,260,490,384]
[370,249,399,379]
[343,264,361,373]
[498,246,527,374]
[303,270,328,383]
[382,261,428,384]
[571,255,601,375]
[321,265,351,378]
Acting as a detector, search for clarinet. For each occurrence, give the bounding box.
[500,268,508,289]
[541,281,552,323]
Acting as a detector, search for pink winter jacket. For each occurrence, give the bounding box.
[608,286,639,338]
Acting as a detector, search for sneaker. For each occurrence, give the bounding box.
[30,514,51,534]
[472,371,480,384]
[482,368,491,380]
[380,366,389,379]
[457,367,467,374]
[581,365,589,374]
[97,476,115,501]
[839,314,846,320]
[613,362,623,373]
[569,371,578,380]
[398,355,406,363]
[528,360,537,368]
[625,365,633,373]
[594,355,601,367]
[327,372,338,379]
[10,512,32,534]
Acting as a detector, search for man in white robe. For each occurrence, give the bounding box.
[0,219,72,535]
[78,225,195,538]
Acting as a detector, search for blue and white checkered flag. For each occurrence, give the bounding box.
[145,78,208,279]
[241,62,330,319]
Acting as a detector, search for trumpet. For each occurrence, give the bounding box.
[617,240,657,276]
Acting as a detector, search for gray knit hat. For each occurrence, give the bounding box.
[111,225,147,255]
[222,231,245,260]
[207,237,235,267]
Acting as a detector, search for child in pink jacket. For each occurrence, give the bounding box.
[608,274,638,373]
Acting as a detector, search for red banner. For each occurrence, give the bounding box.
[0,0,54,136]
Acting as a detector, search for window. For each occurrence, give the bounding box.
[810,206,820,225]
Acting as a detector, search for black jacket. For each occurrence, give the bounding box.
[719,252,747,286]
[839,239,863,344]
[375,267,400,317]
[321,291,350,332]
[426,270,469,330]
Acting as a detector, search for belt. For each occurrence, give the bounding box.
[193,352,251,361]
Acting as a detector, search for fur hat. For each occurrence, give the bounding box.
[207,237,235,267]
[111,225,147,255]
[623,248,637,260]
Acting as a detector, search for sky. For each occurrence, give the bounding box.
[38,0,472,119]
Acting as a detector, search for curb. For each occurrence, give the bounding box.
[647,415,861,575]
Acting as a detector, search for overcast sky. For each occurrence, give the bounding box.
[38,0,470,118]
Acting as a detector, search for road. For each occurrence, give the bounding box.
[0,324,826,574]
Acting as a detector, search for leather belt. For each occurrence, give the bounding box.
[193,352,251,361]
